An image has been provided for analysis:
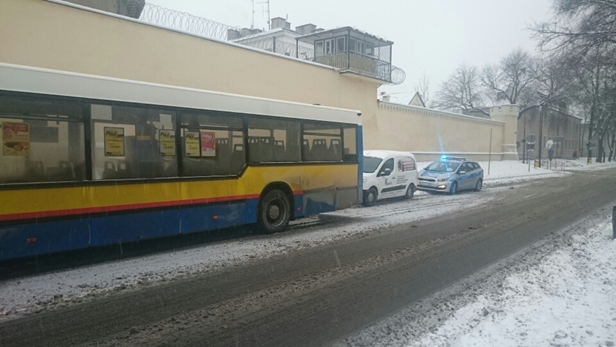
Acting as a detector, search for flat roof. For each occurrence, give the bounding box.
[298,26,393,46]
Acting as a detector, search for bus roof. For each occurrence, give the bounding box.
[0,63,362,125]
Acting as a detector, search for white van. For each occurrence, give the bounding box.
[362,150,419,206]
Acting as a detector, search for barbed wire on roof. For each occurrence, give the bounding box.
[137,3,405,85]
[139,3,237,41]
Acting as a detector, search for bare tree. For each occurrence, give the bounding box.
[534,0,616,162]
[482,49,538,110]
[435,65,489,116]
[533,0,616,58]
[414,72,430,106]
[521,54,577,162]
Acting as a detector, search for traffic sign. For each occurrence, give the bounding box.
[526,134,536,144]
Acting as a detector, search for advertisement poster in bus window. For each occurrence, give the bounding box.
[200,131,216,157]
[159,129,176,157]
[2,122,31,157]
[185,131,200,157]
[104,127,125,156]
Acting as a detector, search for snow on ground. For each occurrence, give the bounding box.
[338,209,616,347]
[0,160,613,322]
[0,192,493,321]
[410,219,616,347]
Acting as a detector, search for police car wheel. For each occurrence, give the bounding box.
[449,182,458,195]
[474,179,483,192]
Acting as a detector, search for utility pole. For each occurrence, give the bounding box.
[522,115,526,164]
[253,0,270,30]
[251,0,255,29]
[538,105,544,167]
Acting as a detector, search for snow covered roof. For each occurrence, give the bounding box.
[298,26,393,46]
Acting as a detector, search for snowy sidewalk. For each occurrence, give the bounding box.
[339,209,616,347]
[410,215,616,347]
[417,160,569,187]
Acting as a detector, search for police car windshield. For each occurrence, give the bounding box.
[363,156,383,173]
[425,161,460,173]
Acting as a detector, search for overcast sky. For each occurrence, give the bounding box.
[147,0,554,104]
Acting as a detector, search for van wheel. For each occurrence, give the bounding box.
[258,189,291,234]
[405,184,415,200]
[449,182,458,195]
[363,187,378,206]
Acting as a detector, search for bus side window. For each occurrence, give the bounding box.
[180,113,244,177]
[91,105,177,180]
[0,94,86,184]
[343,127,357,162]
[247,117,300,163]
[302,123,342,162]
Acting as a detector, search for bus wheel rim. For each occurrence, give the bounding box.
[268,204,281,220]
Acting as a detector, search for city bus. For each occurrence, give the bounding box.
[0,63,363,261]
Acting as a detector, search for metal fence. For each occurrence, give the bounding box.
[232,38,316,60]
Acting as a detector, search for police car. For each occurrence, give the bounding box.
[417,156,483,194]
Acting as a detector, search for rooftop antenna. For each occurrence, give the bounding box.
[251,0,255,29]
[257,0,271,30]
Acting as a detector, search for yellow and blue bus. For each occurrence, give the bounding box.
[0,63,363,261]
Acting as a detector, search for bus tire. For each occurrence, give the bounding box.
[363,187,378,207]
[258,189,291,234]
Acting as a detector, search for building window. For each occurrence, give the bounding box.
[315,41,324,57]
[324,39,334,55]
[336,37,346,53]
[349,37,356,52]
[366,43,374,56]
[357,41,365,54]
[0,94,86,184]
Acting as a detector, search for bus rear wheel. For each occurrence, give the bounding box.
[258,189,291,234]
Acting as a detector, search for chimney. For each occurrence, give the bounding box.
[295,24,317,35]
[227,29,241,40]
[271,17,287,30]
[241,28,252,37]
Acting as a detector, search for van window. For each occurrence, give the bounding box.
[397,157,416,172]
[363,156,382,173]
[380,158,394,175]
